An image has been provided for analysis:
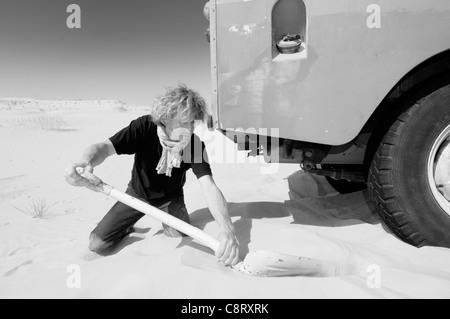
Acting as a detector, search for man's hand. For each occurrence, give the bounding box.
[64,141,116,191]
[216,231,240,267]
[64,162,102,191]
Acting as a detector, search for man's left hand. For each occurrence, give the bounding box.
[216,231,240,267]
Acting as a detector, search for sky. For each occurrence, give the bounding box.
[0,0,211,105]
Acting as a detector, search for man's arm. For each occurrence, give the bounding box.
[198,175,240,266]
[64,139,116,189]
[81,139,117,166]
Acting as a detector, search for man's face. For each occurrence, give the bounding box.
[164,117,195,142]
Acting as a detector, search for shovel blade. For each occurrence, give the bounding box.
[236,250,334,277]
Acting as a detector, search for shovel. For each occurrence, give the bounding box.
[77,168,335,277]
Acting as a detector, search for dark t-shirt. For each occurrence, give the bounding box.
[109,115,212,204]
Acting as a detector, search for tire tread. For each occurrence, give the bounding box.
[368,105,430,247]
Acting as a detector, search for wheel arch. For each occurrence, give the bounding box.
[361,50,450,170]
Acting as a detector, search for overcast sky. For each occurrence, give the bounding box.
[0,0,211,105]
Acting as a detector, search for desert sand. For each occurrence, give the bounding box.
[1,98,450,299]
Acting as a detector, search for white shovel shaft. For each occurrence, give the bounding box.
[108,187,221,253]
[77,168,221,253]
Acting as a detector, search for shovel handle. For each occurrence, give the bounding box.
[76,168,221,253]
[75,168,114,195]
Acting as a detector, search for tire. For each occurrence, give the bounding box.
[368,75,450,248]
[325,176,367,194]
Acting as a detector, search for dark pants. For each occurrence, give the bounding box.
[89,186,190,254]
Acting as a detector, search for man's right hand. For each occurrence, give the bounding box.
[64,162,102,191]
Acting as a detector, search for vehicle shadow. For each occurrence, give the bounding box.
[187,189,380,259]
[285,190,380,227]
[188,202,291,258]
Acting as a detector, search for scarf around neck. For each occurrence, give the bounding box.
[156,125,192,177]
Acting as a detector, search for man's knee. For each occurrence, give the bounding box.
[88,233,109,254]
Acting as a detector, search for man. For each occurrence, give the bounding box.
[64,84,240,267]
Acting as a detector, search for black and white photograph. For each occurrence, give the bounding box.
[1,0,450,301]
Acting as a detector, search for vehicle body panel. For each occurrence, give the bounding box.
[210,0,450,145]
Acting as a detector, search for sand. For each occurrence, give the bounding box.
[1,98,450,299]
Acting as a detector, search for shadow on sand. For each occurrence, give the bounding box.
[96,171,381,258]
[186,171,381,257]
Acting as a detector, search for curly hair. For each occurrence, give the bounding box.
[150,84,208,125]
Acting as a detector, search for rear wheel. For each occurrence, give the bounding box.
[368,75,450,248]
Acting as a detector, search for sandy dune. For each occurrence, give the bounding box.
[1,99,450,299]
